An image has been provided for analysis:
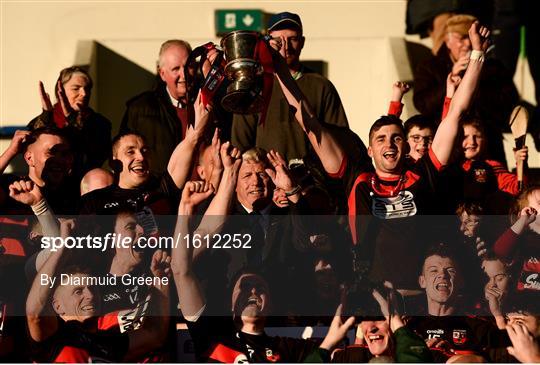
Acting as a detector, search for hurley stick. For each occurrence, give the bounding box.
[509,105,529,192]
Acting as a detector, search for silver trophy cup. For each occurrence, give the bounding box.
[220,31,265,114]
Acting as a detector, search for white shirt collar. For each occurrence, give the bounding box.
[166,86,183,108]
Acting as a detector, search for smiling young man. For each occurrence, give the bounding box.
[79,133,181,229]
[406,243,503,362]
[79,127,221,241]
[273,21,490,290]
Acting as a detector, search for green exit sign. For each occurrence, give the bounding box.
[215,9,265,35]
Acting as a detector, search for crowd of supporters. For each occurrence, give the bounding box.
[0,9,539,364]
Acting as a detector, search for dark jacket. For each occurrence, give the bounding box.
[413,44,519,164]
[120,85,185,175]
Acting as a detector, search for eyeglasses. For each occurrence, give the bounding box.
[409,135,433,143]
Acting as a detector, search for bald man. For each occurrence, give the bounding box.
[80,168,114,196]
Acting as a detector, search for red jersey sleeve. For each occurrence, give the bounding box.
[327,155,348,179]
[494,228,520,258]
[441,97,451,120]
[486,160,521,196]
[388,101,403,118]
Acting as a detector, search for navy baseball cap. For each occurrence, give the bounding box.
[267,12,303,32]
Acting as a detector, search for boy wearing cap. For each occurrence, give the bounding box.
[231,11,349,164]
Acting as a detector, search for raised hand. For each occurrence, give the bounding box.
[520,206,537,226]
[193,90,212,133]
[5,130,31,156]
[319,304,355,350]
[151,249,172,278]
[451,56,469,77]
[265,150,296,192]
[56,80,75,119]
[446,73,462,98]
[180,180,214,209]
[475,237,487,258]
[468,21,490,52]
[511,206,538,235]
[8,179,43,206]
[39,81,53,111]
[268,35,287,60]
[391,81,410,102]
[513,146,528,164]
[59,218,76,239]
[219,141,241,171]
[202,46,221,78]
[372,281,405,332]
[211,128,223,171]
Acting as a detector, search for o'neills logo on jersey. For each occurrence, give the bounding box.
[452,329,468,345]
[426,329,444,339]
[372,191,417,219]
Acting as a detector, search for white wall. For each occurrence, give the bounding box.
[1,0,537,167]
[1,1,407,139]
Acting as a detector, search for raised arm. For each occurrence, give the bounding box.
[167,93,212,189]
[431,22,490,166]
[9,180,60,273]
[193,142,241,254]
[207,128,224,191]
[387,81,410,118]
[171,181,214,318]
[441,74,462,120]
[26,220,74,342]
[270,43,345,174]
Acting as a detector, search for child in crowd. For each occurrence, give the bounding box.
[387,81,436,163]
[494,185,540,293]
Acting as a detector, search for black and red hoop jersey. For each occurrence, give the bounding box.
[330,149,443,288]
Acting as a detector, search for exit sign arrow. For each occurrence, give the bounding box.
[215,9,265,35]
[242,14,254,26]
